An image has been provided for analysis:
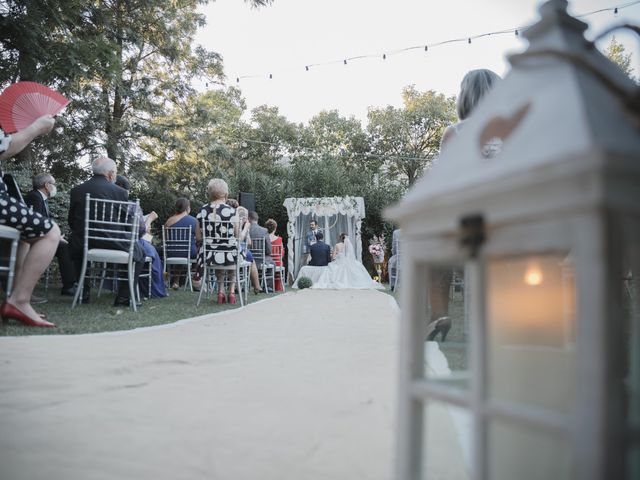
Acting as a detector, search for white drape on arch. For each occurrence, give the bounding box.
[283,196,365,280]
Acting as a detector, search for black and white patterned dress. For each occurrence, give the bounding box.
[0,129,55,240]
[196,202,238,271]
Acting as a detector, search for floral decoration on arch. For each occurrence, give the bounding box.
[283,196,365,219]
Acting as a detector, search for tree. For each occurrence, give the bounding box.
[238,105,300,170]
[604,36,637,82]
[301,110,372,170]
[367,86,456,186]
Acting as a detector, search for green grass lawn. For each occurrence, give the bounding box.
[0,283,277,337]
[387,285,469,372]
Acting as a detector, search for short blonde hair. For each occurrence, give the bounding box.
[206,178,229,201]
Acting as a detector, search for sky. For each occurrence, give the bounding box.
[194,0,640,125]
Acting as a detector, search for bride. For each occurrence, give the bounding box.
[313,234,384,290]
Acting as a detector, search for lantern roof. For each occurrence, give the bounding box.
[387,0,640,232]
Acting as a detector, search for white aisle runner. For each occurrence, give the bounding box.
[0,290,399,480]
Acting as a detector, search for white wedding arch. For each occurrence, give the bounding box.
[283,196,366,280]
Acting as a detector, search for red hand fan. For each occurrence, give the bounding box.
[0,82,70,133]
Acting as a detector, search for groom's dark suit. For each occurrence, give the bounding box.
[309,241,331,266]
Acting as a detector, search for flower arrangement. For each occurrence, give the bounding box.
[368,234,386,263]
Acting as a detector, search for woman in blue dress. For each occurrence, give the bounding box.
[115,176,166,299]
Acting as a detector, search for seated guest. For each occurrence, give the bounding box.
[237,206,263,294]
[0,115,59,327]
[195,178,239,304]
[248,211,272,267]
[115,175,166,299]
[388,228,401,291]
[265,218,284,292]
[24,173,77,296]
[165,197,197,259]
[68,157,144,307]
[309,231,331,266]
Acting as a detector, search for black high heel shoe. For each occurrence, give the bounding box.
[426,316,452,342]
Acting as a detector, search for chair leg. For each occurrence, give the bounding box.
[72,260,88,309]
[97,262,107,298]
[128,263,137,312]
[197,269,206,307]
[6,238,18,297]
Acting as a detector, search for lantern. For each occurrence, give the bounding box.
[386,1,640,479]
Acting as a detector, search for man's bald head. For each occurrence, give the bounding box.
[92,157,117,183]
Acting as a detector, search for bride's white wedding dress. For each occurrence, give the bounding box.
[313,238,384,290]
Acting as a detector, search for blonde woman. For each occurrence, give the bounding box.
[194,178,239,304]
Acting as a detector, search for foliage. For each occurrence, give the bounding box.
[297,276,312,289]
[604,36,638,83]
[367,86,456,186]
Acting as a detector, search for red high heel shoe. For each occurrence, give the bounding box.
[227,293,237,305]
[217,292,226,305]
[0,301,55,328]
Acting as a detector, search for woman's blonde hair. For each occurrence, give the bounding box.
[237,206,249,223]
[456,69,500,120]
[206,178,229,201]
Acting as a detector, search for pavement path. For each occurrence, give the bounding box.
[0,289,401,480]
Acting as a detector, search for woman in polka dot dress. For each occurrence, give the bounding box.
[0,116,61,327]
[195,178,239,304]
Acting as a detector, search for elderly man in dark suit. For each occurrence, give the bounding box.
[68,157,144,307]
[309,231,331,266]
[24,173,77,296]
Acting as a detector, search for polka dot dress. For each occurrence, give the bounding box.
[0,129,55,240]
[195,202,238,273]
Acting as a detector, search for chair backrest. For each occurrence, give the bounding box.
[83,193,139,254]
[249,237,266,263]
[200,217,240,264]
[272,244,284,264]
[162,226,192,259]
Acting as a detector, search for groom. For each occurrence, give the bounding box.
[308,231,331,266]
[303,219,322,265]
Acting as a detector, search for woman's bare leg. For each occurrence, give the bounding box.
[8,225,60,319]
[250,262,261,290]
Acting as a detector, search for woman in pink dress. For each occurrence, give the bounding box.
[265,219,284,292]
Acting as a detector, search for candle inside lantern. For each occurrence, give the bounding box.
[488,253,576,413]
[524,263,543,286]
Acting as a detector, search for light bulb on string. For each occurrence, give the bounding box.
[468,38,472,44]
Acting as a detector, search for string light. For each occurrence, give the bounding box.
[231,1,639,83]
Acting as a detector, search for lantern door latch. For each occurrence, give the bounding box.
[459,214,485,258]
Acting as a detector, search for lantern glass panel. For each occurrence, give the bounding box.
[422,401,472,479]
[487,253,576,412]
[488,419,572,480]
[628,444,640,480]
[623,220,639,480]
[423,263,470,390]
